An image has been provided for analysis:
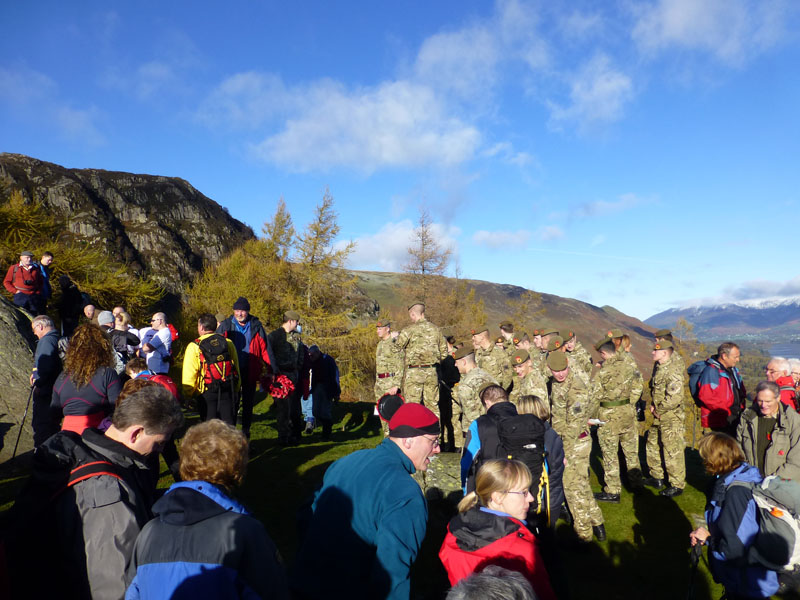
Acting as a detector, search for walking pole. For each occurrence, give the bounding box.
[12,385,35,459]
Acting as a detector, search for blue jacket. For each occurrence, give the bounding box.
[705,463,779,598]
[33,329,62,387]
[125,481,288,600]
[292,438,428,600]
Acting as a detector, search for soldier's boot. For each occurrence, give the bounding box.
[660,486,683,498]
[643,477,665,489]
[593,491,620,503]
[593,524,607,542]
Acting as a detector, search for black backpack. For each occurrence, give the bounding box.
[196,334,239,396]
[496,414,548,514]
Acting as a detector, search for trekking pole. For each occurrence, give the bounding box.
[686,542,703,600]
[12,385,35,459]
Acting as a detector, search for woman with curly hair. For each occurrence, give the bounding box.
[51,323,121,435]
[126,420,288,599]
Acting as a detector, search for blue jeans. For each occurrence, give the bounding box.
[301,394,314,424]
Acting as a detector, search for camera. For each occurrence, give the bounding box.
[23,279,34,286]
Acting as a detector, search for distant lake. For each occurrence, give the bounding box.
[770,343,800,359]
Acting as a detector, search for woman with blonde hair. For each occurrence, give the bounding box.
[126,419,288,599]
[689,432,778,599]
[439,459,556,600]
[51,323,120,435]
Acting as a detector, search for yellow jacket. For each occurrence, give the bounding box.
[182,333,242,397]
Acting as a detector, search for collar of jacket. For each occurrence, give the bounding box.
[743,401,790,427]
[380,436,416,475]
[81,427,149,470]
[166,480,249,514]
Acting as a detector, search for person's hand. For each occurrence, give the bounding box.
[689,527,710,546]
[29,374,35,386]
[388,386,399,395]
[390,331,399,339]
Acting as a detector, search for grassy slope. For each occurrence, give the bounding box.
[1,393,729,599]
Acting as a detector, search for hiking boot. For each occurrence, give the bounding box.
[643,477,665,489]
[660,486,683,498]
[593,524,607,542]
[593,492,620,503]
[304,422,314,435]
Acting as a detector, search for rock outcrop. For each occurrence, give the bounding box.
[0,298,36,462]
[0,153,256,293]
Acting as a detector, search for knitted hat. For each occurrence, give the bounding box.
[233,297,250,311]
[389,403,440,437]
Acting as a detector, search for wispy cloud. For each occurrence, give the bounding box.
[536,225,565,241]
[473,229,531,249]
[570,192,643,219]
[631,0,795,66]
[723,276,800,301]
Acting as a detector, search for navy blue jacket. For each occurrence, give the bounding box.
[33,329,62,388]
[126,481,288,600]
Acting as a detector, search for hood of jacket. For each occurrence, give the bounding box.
[448,507,522,552]
[487,401,518,421]
[153,481,249,527]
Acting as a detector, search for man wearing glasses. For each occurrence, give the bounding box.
[764,357,798,410]
[140,312,172,375]
[292,403,440,600]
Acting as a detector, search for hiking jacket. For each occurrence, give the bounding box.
[181,333,241,397]
[3,262,43,295]
[52,366,120,434]
[291,438,427,600]
[217,315,271,384]
[737,402,800,480]
[697,356,746,428]
[705,463,779,598]
[33,329,62,388]
[543,423,565,527]
[776,375,798,410]
[125,481,288,600]
[310,352,340,399]
[461,401,518,489]
[439,507,556,600]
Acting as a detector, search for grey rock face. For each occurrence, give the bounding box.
[0,153,255,293]
[0,298,36,461]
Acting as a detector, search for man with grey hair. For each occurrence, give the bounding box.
[30,314,62,446]
[141,312,172,374]
[765,356,798,409]
[790,358,800,392]
[446,565,537,600]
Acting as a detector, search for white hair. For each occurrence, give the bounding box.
[769,357,791,376]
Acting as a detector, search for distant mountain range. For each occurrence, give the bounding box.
[645,297,800,341]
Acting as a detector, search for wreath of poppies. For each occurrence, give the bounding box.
[268,374,295,399]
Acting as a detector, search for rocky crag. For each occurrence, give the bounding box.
[0,153,255,293]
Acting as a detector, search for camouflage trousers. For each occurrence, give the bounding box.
[597,404,641,494]
[646,410,686,489]
[403,366,440,418]
[563,433,604,541]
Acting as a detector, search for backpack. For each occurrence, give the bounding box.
[730,476,800,573]
[687,360,707,407]
[495,414,549,517]
[196,334,238,396]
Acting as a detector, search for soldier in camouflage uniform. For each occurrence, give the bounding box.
[605,328,645,405]
[390,302,448,416]
[512,331,532,353]
[471,326,512,390]
[564,330,593,377]
[644,340,686,497]
[649,329,686,393]
[499,320,517,359]
[535,324,560,374]
[268,309,307,445]
[453,347,498,447]
[509,349,549,407]
[375,320,403,436]
[547,352,606,542]
[593,338,643,502]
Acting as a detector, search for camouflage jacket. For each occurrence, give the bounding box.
[651,353,686,415]
[620,349,644,403]
[550,366,594,448]
[592,351,636,406]
[391,317,448,366]
[476,345,512,389]
[375,337,403,388]
[510,367,549,405]
[455,367,498,428]
[567,341,593,377]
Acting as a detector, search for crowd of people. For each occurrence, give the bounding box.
[6,246,800,599]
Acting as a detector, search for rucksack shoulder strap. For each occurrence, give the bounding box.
[67,460,122,487]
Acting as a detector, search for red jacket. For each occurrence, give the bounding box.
[776,375,798,410]
[3,263,43,295]
[439,508,556,600]
[697,356,746,428]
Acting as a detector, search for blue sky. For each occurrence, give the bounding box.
[2,0,799,321]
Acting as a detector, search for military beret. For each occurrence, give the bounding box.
[539,324,559,336]
[284,309,301,322]
[594,337,612,351]
[513,331,528,345]
[547,352,568,372]
[653,340,673,351]
[376,320,391,328]
[499,320,513,329]
[470,325,489,336]
[495,336,505,344]
[512,350,531,365]
[453,345,475,360]
[654,328,671,338]
[565,330,576,340]
[546,336,564,352]
[604,328,623,339]
[407,301,425,310]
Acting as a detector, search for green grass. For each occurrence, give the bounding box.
[0,396,753,599]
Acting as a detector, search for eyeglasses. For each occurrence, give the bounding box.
[505,489,533,498]
[765,368,781,374]
[422,436,440,448]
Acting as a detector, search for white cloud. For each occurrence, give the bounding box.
[570,192,643,219]
[558,10,604,41]
[632,0,795,66]
[548,54,634,129]
[342,219,460,271]
[248,80,481,173]
[535,225,564,241]
[196,72,292,129]
[473,229,531,248]
[724,276,800,301]
[0,65,105,145]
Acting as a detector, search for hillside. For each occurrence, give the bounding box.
[0,153,255,293]
[353,270,659,371]
[646,297,800,342]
